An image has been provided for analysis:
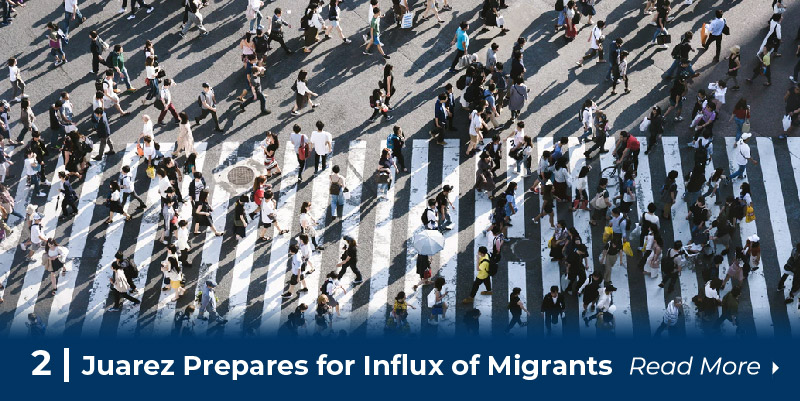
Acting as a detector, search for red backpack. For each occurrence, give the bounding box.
[298,135,310,161]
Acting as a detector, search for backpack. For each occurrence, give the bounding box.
[320,279,331,296]
[578,107,586,124]
[694,139,710,165]
[488,258,499,277]
[456,74,468,90]
[197,94,204,108]
[95,77,105,92]
[671,43,682,60]
[463,84,481,104]
[105,52,117,68]
[421,208,435,227]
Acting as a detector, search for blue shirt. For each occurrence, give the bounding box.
[709,18,725,36]
[483,89,496,110]
[456,28,469,51]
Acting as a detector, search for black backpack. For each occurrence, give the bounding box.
[95,77,105,92]
[488,258,499,277]
[320,279,332,296]
[456,74,468,90]
[105,52,116,68]
[463,83,481,104]
[694,140,710,166]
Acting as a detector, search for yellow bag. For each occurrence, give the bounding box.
[146,165,155,179]
[745,205,755,223]
[547,238,553,248]
[602,226,613,243]
[623,241,633,257]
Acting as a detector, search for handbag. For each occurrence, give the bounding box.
[496,16,505,27]
[154,98,165,111]
[423,268,432,279]
[745,205,756,223]
[783,114,792,132]
[401,12,413,29]
[742,119,751,134]
[639,117,651,132]
[136,140,145,157]
[622,241,633,257]
[146,165,156,179]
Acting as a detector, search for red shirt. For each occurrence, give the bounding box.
[253,188,265,206]
[626,135,640,151]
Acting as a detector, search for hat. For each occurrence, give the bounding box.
[26,204,37,215]
[206,280,217,288]
[748,234,760,243]
[741,132,752,140]
[32,213,42,220]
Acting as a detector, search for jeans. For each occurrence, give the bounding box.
[62,9,83,37]
[652,27,666,43]
[684,190,701,209]
[544,311,560,333]
[729,163,746,180]
[438,210,452,229]
[733,117,745,142]
[115,67,132,90]
[579,127,592,142]
[663,59,695,78]
[515,155,531,174]
[330,192,343,217]
[249,11,263,32]
[27,173,42,193]
[506,313,523,332]
[146,77,160,100]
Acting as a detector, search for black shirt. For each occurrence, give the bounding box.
[670,80,686,100]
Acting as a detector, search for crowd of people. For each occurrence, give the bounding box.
[0,0,799,338]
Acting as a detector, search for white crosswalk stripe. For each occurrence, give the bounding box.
[403,140,428,333]
[436,138,460,336]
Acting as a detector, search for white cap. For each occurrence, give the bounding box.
[748,234,760,242]
[741,132,753,140]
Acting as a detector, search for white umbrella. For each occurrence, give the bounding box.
[413,230,445,256]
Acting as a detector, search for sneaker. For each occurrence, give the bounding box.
[118,8,125,14]
[12,97,21,102]
[386,115,394,120]
[127,15,136,20]
[311,102,320,108]
[343,38,352,44]
[54,60,63,66]
[383,54,391,60]
[107,307,120,312]
[281,291,292,298]
[362,50,371,55]
[353,279,363,284]
[36,192,47,197]
[791,76,797,83]
[147,7,154,13]
[291,110,300,116]
[674,116,683,121]
[298,288,309,293]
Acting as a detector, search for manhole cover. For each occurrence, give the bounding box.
[227,166,255,186]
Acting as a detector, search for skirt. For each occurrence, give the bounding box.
[554,181,569,200]
[304,27,319,47]
[295,93,309,109]
[109,201,124,214]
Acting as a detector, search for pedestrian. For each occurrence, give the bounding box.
[576,20,605,67]
[507,76,528,122]
[7,57,25,102]
[653,297,682,337]
[376,148,396,199]
[651,0,670,49]
[611,51,629,95]
[448,21,469,73]
[363,6,390,60]
[106,181,132,223]
[664,76,687,121]
[291,69,320,116]
[462,246,492,304]
[92,107,115,161]
[267,8,293,54]
[282,244,309,298]
[335,236,363,284]
[724,46,741,90]
[661,170,678,219]
[258,190,288,240]
[47,28,67,66]
[100,70,128,116]
[143,56,161,104]
[57,171,78,218]
[302,3,326,53]
[729,98,750,142]
[157,79,180,125]
[540,285,566,335]
[702,10,726,63]
[728,133,757,181]
[196,83,223,131]
[746,47,773,86]
[247,0,264,33]
[658,241,683,294]
[778,243,800,303]
[328,0,352,43]
[386,125,406,173]
[432,93,448,145]
[761,13,782,57]
[197,280,227,323]
[180,0,208,37]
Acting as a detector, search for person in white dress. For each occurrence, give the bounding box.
[644,229,662,279]
[173,112,195,158]
[298,201,324,250]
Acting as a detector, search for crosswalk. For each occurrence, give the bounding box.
[1,135,800,338]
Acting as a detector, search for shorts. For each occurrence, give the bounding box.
[29,241,42,251]
[469,134,479,145]
[669,97,682,108]
[372,35,381,45]
[330,20,340,28]
[259,219,273,228]
[431,303,444,316]
[170,279,181,289]
[49,48,62,57]
[290,273,304,285]
[542,201,554,214]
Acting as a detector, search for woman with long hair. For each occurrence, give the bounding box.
[173,112,195,158]
[193,189,223,236]
[291,70,320,115]
[44,238,66,296]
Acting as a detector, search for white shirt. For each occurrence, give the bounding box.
[158,177,172,198]
[110,190,121,203]
[310,130,332,155]
[290,133,308,153]
[643,212,660,229]
[468,110,483,136]
[142,120,154,138]
[120,173,134,194]
[510,128,524,147]
[145,66,157,80]
[733,142,750,166]
[143,142,156,159]
[596,290,612,311]
[176,226,189,250]
[311,11,325,29]
[295,80,309,96]
[23,157,38,176]
[299,212,314,229]
[590,26,603,50]
[8,65,19,82]
[261,199,276,223]
[30,223,43,244]
[704,281,720,300]
[290,253,302,275]
[714,85,727,104]
[299,242,313,261]
[582,106,595,128]
[65,0,78,13]
[573,173,588,192]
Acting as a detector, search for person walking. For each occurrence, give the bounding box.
[282,244,309,298]
[57,171,78,219]
[576,20,605,67]
[63,0,86,38]
[724,46,741,91]
[197,280,227,323]
[462,246,492,304]
[335,236,363,284]
[267,8,293,54]
[106,181,132,223]
[727,133,757,181]
[7,57,25,102]
[309,120,332,174]
[291,69,320,116]
[702,10,726,63]
[119,165,146,210]
[506,287,529,333]
[448,21,469,73]
[156,79,180,126]
[658,241,683,294]
[180,0,208,38]
[92,107,115,161]
[653,297,682,337]
[363,6,390,60]
[195,83,222,131]
[108,259,141,311]
[540,285,566,335]
[328,165,345,219]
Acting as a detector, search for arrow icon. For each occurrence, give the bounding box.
[773,362,779,374]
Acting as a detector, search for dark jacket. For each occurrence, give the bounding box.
[93,113,111,137]
[541,293,566,313]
